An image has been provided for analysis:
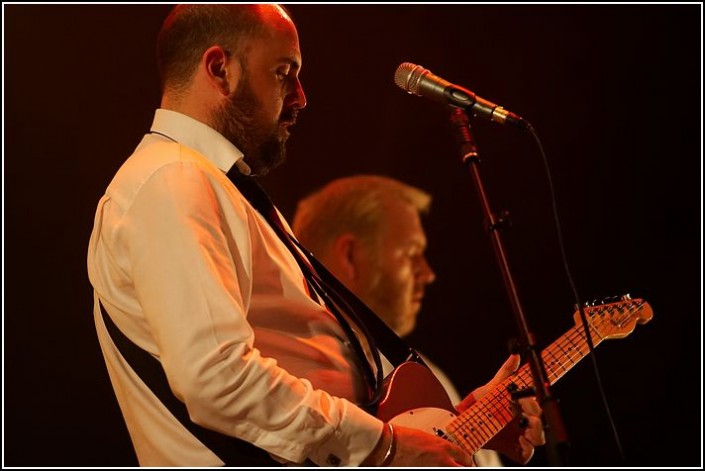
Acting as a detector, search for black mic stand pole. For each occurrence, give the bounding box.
[449,108,569,466]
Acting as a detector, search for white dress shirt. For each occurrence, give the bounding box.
[87,109,382,466]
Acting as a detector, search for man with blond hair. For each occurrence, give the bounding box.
[293,174,507,466]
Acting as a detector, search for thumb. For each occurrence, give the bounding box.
[471,354,520,402]
[491,354,520,384]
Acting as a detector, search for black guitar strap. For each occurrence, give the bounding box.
[99,302,280,466]
[98,142,425,465]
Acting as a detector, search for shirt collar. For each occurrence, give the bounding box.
[149,108,251,175]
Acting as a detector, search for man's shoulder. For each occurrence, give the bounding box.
[107,137,224,208]
[129,136,216,173]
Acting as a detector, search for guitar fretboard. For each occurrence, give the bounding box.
[446,300,646,454]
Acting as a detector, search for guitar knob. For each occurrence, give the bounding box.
[621,293,632,301]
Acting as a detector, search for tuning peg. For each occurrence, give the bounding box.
[621,293,632,301]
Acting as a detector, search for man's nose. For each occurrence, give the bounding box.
[288,76,307,109]
[419,256,436,284]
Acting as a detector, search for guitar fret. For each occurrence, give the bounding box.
[474,404,500,432]
[543,347,566,377]
[474,404,497,439]
[449,422,483,451]
[550,344,574,373]
[515,370,531,389]
[453,386,516,452]
[494,392,515,422]
[549,329,588,382]
[587,320,603,342]
[555,335,578,365]
[562,329,583,361]
[453,322,600,453]
[547,330,585,380]
[460,416,492,443]
[454,390,507,436]
[478,392,510,429]
[441,299,651,457]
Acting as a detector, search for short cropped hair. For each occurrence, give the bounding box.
[292,175,432,256]
[156,5,266,94]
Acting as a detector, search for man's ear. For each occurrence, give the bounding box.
[331,233,359,283]
[202,45,239,96]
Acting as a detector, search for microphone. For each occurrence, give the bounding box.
[394,62,528,129]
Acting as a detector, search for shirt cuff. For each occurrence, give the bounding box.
[308,402,384,466]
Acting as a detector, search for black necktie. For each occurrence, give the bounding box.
[225,165,423,412]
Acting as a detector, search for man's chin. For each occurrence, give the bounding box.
[396,319,417,338]
[247,143,287,175]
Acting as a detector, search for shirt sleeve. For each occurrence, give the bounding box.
[114,156,382,465]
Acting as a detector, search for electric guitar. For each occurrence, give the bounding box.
[376,296,653,456]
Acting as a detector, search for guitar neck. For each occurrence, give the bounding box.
[446,322,604,455]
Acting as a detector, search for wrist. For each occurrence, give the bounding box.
[361,422,395,466]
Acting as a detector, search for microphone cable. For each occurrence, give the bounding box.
[524,122,626,463]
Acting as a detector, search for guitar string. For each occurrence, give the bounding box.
[451,323,586,447]
[447,302,644,452]
[448,305,626,449]
[455,301,644,442]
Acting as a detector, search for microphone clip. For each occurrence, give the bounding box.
[449,108,480,164]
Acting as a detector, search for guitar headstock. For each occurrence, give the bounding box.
[573,295,653,340]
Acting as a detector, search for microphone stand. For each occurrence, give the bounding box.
[449,108,569,466]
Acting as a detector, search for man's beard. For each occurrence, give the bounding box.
[359,265,418,338]
[212,75,287,175]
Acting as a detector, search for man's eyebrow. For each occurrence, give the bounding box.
[280,56,301,71]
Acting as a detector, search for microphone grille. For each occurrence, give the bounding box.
[394,62,427,95]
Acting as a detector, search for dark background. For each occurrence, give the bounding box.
[4,4,702,467]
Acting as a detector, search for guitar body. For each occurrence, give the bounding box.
[373,297,653,456]
[376,361,457,429]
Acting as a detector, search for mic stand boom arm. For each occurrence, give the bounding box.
[449,108,568,466]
